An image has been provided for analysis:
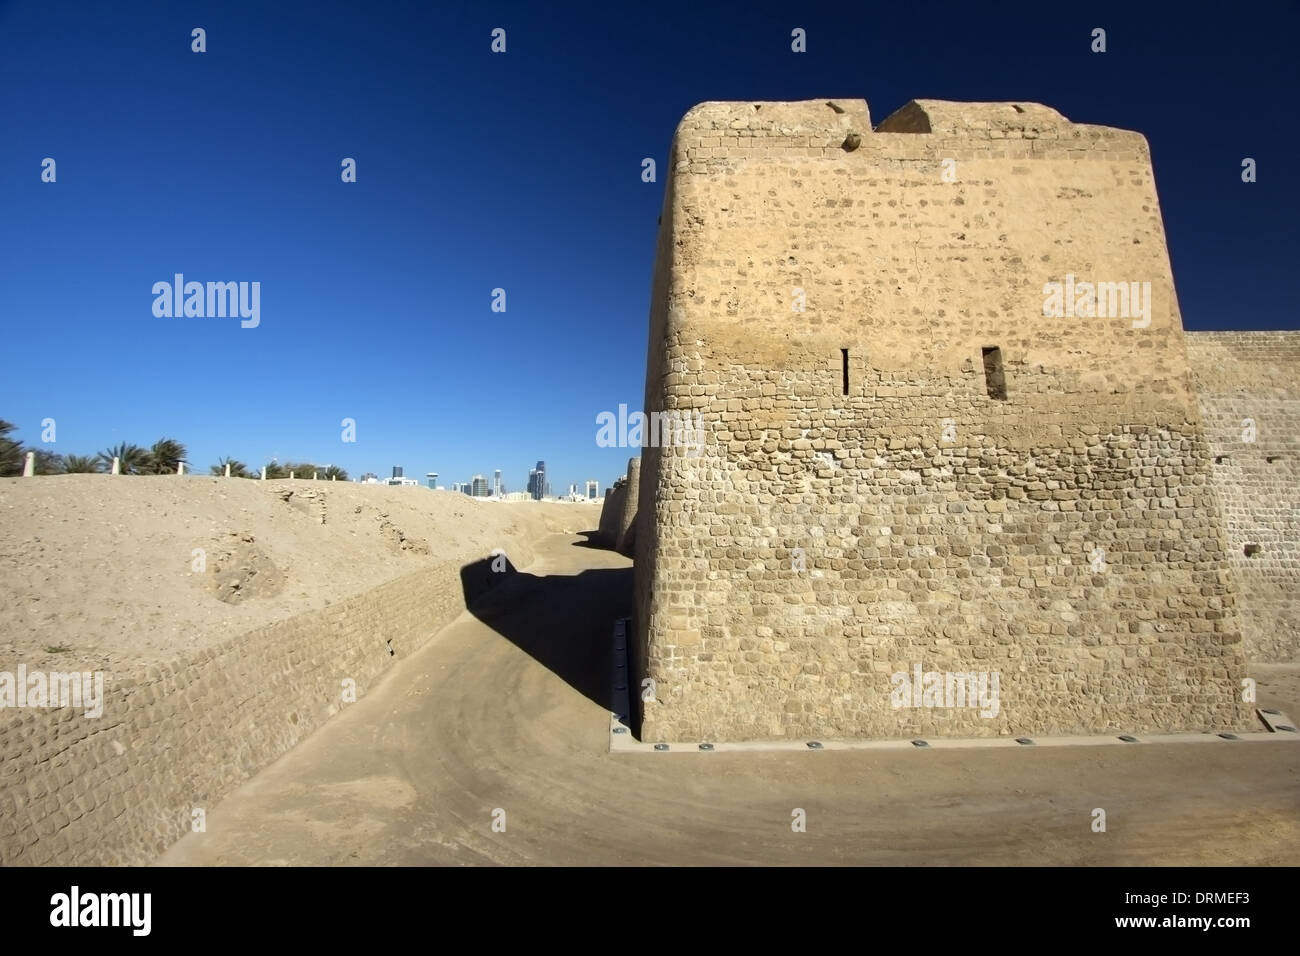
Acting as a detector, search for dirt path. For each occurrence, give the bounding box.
[157,533,1300,866]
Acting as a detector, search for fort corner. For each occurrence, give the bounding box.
[633,98,1253,742]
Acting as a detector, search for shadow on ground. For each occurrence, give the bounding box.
[569,529,609,550]
[460,553,632,715]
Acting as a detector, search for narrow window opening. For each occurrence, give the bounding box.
[841,348,849,396]
[1215,455,1228,464]
[1244,543,1261,558]
[982,346,1008,400]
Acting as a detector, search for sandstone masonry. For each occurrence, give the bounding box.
[597,457,640,555]
[1186,331,1300,662]
[0,557,491,866]
[634,98,1255,742]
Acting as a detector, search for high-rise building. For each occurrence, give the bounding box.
[586,480,598,499]
[472,474,490,497]
[527,460,547,500]
[493,469,502,497]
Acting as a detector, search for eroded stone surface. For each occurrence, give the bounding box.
[634,98,1255,742]
[597,457,639,556]
[1186,331,1300,662]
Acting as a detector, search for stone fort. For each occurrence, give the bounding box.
[630,97,1295,743]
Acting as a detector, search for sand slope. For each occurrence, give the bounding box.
[0,475,594,673]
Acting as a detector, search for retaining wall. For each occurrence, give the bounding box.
[0,557,486,865]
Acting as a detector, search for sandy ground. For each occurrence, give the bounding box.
[159,531,1300,866]
[0,475,594,673]
[3,476,1295,864]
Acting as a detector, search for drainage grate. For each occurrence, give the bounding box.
[1254,708,1296,734]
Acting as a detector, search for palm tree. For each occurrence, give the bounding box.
[145,438,188,475]
[63,454,102,474]
[0,419,23,476]
[210,456,249,477]
[211,456,246,477]
[323,464,349,481]
[98,442,149,475]
[263,461,287,479]
[288,461,336,478]
[32,449,64,475]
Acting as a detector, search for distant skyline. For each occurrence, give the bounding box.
[423,462,607,498]
[352,462,604,498]
[2,1,1297,490]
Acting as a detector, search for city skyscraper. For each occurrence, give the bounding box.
[527,460,547,501]
[494,469,502,497]
[471,474,490,497]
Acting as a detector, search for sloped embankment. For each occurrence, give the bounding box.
[0,475,594,864]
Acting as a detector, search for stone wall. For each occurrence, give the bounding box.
[1186,331,1300,662]
[635,98,1252,742]
[0,556,497,866]
[615,458,641,555]
[598,479,626,546]
[597,457,640,555]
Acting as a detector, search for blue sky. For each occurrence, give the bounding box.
[2,1,1297,491]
